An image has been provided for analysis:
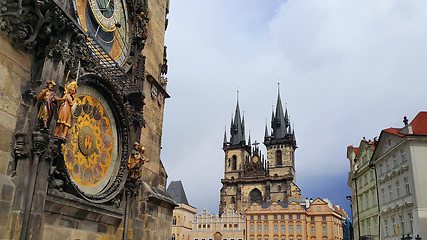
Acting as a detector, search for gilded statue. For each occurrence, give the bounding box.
[37,81,58,129]
[128,142,149,178]
[54,82,78,140]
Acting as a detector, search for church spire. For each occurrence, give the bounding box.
[271,83,287,139]
[230,91,246,145]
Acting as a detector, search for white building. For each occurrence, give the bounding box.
[371,112,427,239]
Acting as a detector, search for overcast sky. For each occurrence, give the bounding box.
[161,0,427,217]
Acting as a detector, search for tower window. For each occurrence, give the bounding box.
[231,196,236,203]
[276,150,282,166]
[232,155,237,170]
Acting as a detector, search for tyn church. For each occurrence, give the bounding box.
[219,90,301,215]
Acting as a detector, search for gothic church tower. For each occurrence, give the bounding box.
[219,89,301,215]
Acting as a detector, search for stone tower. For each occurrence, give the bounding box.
[219,89,301,215]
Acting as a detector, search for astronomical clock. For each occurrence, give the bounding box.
[48,0,148,202]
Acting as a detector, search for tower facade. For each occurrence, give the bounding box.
[219,91,301,215]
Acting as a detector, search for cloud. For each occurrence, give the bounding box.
[162,0,427,216]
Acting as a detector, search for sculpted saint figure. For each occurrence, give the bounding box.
[128,142,149,178]
[54,82,78,140]
[37,81,58,129]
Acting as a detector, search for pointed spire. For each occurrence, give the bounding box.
[223,126,227,144]
[230,90,245,145]
[264,121,269,138]
[272,83,287,138]
[248,131,252,153]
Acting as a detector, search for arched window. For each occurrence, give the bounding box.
[172,216,177,225]
[276,150,282,166]
[232,155,237,170]
[278,185,282,192]
[231,196,236,203]
[171,234,175,240]
[249,188,262,205]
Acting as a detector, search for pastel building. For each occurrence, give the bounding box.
[245,199,348,240]
[347,139,379,240]
[370,112,427,239]
[191,208,245,240]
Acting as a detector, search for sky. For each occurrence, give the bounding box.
[161,0,427,218]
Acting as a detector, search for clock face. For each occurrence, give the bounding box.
[252,156,259,164]
[63,86,119,195]
[73,0,130,66]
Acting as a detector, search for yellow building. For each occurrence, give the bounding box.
[245,199,347,240]
[191,208,246,240]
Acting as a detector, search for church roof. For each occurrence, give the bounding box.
[166,181,189,205]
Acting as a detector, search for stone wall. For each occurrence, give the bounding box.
[0,35,30,174]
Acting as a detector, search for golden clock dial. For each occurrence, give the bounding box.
[73,0,130,66]
[252,156,259,164]
[63,87,118,194]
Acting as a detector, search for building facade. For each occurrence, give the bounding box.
[370,113,427,239]
[168,181,198,240]
[220,90,301,215]
[245,199,347,240]
[347,139,379,240]
[0,0,175,239]
[191,208,245,240]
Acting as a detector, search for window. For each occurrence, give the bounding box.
[258,215,261,220]
[223,224,226,228]
[372,191,376,205]
[296,214,301,220]
[384,220,388,236]
[393,154,397,168]
[368,221,371,235]
[401,149,406,162]
[289,214,293,220]
[257,225,261,232]
[322,216,326,221]
[366,194,369,208]
[281,225,285,232]
[392,218,396,235]
[311,226,315,233]
[274,215,277,220]
[404,177,411,195]
[379,164,383,175]
[317,207,321,211]
[250,225,254,232]
[172,234,175,240]
[276,150,282,165]
[311,216,315,221]
[289,225,294,232]
[232,155,237,170]
[409,213,413,232]
[297,225,301,232]
[250,215,254,220]
[386,160,390,172]
[264,225,268,232]
[322,226,327,234]
[281,215,285,220]
[274,225,278,232]
[388,185,393,201]
[264,215,268,220]
[400,215,405,234]
[173,217,177,225]
[381,188,385,203]
[396,181,401,198]
[231,197,235,204]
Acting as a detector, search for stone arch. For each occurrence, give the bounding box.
[213,232,222,240]
[249,188,262,205]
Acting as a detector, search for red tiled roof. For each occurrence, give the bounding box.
[410,112,427,135]
[383,127,404,137]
